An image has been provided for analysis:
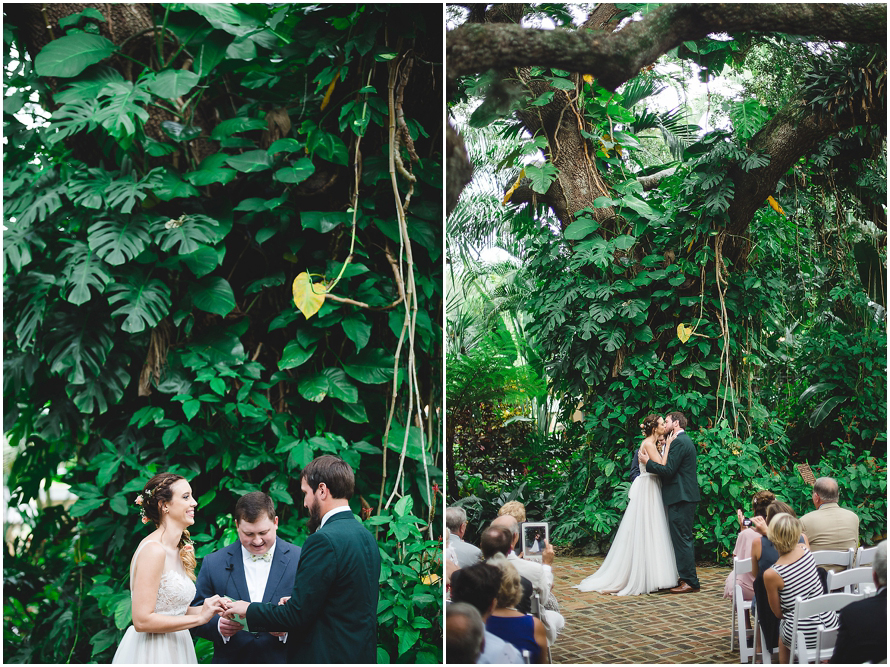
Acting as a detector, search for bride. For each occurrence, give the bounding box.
[575,415,679,595]
[113,472,224,663]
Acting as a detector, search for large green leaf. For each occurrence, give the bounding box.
[45,311,115,384]
[13,271,56,349]
[226,150,272,172]
[67,363,130,414]
[34,33,117,78]
[808,396,849,429]
[87,217,151,265]
[68,168,113,209]
[564,217,599,240]
[333,398,368,424]
[343,347,395,384]
[322,368,359,403]
[95,80,151,139]
[211,117,267,140]
[147,69,201,99]
[298,372,329,402]
[107,274,173,333]
[341,313,371,351]
[279,340,316,370]
[274,158,316,184]
[190,276,236,316]
[59,241,111,305]
[301,211,350,233]
[156,215,221,254]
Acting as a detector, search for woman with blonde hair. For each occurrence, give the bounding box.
[763,513,838,663]
[485,555,548,663]
[113,473,224,663]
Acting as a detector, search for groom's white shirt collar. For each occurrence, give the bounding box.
[319,504,352,529]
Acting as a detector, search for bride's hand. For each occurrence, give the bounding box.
[200,595,225,624]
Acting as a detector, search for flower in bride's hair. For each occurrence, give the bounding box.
[141,516,150,524]
[135,495,144,506]
[182,543,195,553]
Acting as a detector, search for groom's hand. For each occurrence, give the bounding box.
[223,599,250,619]
[639,448,650,465]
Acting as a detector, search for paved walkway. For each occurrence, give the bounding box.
[551,556,738,664]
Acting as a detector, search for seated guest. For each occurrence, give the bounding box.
[800,477,859,573]
[498,500,526,524]
[480,525,534,615]
[486,556,548,664]
[750,501,809,654]
[444,528,460,596]
[830,540,887,664]
[490,514,565,643]
[447,506,483,568]
[446,602,486,664]
[451,564,524,664]
[763,513,839,663]
[723,490,776,601]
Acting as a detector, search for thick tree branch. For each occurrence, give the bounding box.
[724,94,885,266]
[447,3,886,92]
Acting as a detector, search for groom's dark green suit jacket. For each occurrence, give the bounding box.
[645,430,700,504]
[246,511,381,664]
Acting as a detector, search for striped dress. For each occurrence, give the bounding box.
[772,548,839,650]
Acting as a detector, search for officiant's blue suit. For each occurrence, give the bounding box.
[190,537,301,663]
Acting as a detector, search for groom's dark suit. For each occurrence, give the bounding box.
[645,429,701,589]
[190,537,301,663]
[246,511,381,663]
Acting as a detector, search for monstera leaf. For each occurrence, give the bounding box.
[44,310,115,384]
[59,241,111,305]
[156,215,221,254]
[87,216,151,265]
[107,273,172,333]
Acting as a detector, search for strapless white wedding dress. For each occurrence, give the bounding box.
[575,465,679,595]
[112,542,198,663]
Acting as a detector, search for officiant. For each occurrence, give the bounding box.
[190,492,301,663]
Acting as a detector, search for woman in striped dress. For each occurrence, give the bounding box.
[763,513,839,663]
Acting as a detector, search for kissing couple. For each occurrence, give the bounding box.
[575,411,701,595]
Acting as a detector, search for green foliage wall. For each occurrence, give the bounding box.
[4,4,441,663]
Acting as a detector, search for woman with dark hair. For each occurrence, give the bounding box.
[576,414,678,595]
[723,490,776,600]
[113,473,224,663]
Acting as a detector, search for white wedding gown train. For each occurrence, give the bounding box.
[575,467,678,595]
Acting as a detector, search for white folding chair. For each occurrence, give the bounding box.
[729,556,754,661]
[855,545,878,568]
[735,582,756,663]
[826,566,874,595]
[753,601,779,664]
[788,593,861,664]
[811,548,854,570]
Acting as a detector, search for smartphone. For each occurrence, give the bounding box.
[742,517,753,526]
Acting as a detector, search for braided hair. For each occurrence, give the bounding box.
[641,414,661,437]
[138,472,197,580]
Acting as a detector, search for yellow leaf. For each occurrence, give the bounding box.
[677,323,692,343]
[583,74,594,84]
[502,168,526,205]
[767,195,785,216]
[292,272,325,319]
[320,71,340,111]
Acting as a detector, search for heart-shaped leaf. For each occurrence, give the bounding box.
[677,323,693,343]
[292,271,325,319]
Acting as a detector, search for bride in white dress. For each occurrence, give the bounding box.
[575,415,679,595]
[113,472,224,663]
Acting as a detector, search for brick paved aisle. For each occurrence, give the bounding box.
[551,557,738,664]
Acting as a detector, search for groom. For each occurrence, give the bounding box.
[639,411,701,593]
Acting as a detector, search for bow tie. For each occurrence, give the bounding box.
[248,552,272,562]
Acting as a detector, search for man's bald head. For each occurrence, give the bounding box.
[490,514,519,548]
[480,525,512,558]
